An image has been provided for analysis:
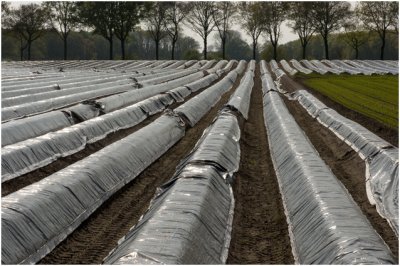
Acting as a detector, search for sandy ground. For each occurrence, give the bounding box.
[227,65,294,264]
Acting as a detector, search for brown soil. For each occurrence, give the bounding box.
[227,65,294,264]
[38,68,244,264]
[281,94,399,261]
[2,70,229,196]
[280,74,398,147]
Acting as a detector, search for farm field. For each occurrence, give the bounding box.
[298,73,398,128]
[1,59,399,265]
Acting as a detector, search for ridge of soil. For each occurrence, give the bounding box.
[281,93,399,260]
[227,65,294,264]
[39,67,244,264]
[281,74,398,147]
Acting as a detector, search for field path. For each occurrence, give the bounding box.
[227,65,294,264]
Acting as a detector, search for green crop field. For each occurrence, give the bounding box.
[299,73,399,129]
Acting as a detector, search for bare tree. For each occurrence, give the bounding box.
[212,2,237,60]
[240,2,264,60]
[186,1,216,60]
[146,2,168,60]
[262,1,287,60]
[358,2,398,60]
[165,2,187,60]
[114,2,149,60]
[3,3,49,60]
[1,2,27,60]
[390,2,399,34]
[45,2,79,60]
[287,2,315,59]
[343,14,369,60]
[78,2,117,60]
[310,1,350,59]
[1,1,10,21]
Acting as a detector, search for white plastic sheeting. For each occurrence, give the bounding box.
[322,60,361,75]
[2,114,186,265]
[292,89,399,236]
[300,60,328,74]
[280,60,298,75]
[290,59,313,74]
[2,103,101,147]
[2,72,142,99]
[176,60,197,69]
[1,112,74,147]
[366,60,398,74]
[1,83,137,122]
[206,60,228,75]
[1,95,174,182]
[199,60,217,70]
[260,60,269,76]
[2,72,106,91]
[345,60,387,75]
[136,69,197,87]
[103,112,240,264]
[234,60,247,75]
[269,60,286,78]
[262,82,395,264]
[261,72,278,94]
[220,60,237,75]
[310,60,343,74]
[2,77,136,107]
[1,73,221,181]
[332,60,374,75]
[357,60,398,75]
[183,73,219,93]
[225,63,255,119]
[174,64,246,127]
[1,71,206,148]
[99,72,205,113]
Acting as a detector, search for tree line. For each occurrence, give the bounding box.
[1,1,398,61]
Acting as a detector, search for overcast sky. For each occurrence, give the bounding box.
[8,1,356,50]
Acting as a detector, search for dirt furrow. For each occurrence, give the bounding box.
[39,69,244,264]
[227,65,294,264]
[281,93,399,260]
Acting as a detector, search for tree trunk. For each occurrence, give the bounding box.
[323,35,329,60]
[109,38,114,60]
[252,40,257,60]
[171,40,176,60]
[20,47,24,61]
[273,44,277,60]
[121,39,125,60]
[156,40,159,60]
[27,41,32,60]
[302,44,307,59]
[380,31,386,60]
[203,37,207,60]
[63,37,67,60]
[355,47,359,60]
[222,38,226,60]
